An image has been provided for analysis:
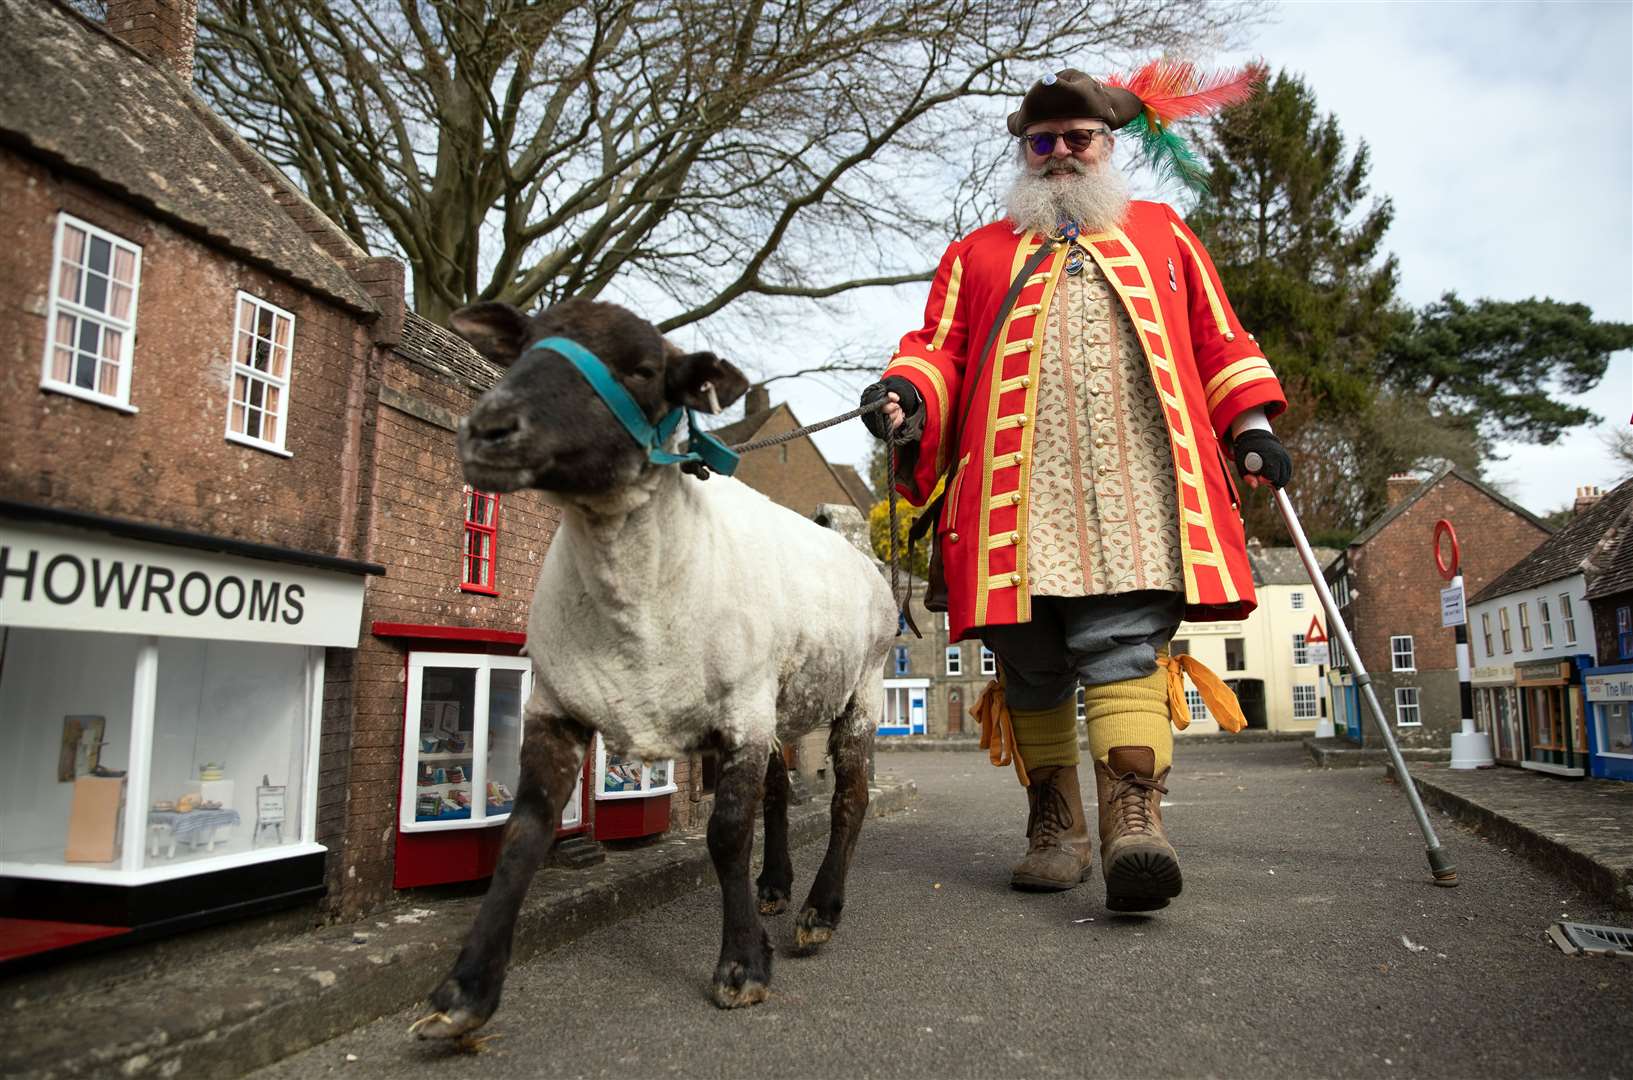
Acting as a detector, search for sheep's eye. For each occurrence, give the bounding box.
[631,365,658,381]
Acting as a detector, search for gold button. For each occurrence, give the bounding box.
[1025,338,1035,348]
[1010,492,1022,504]
[1016,414,1028,426]
[1010,531,1020,542]
[1225,331,1237,342]
[949,532,959,543]
[927,344,936,352]
[1021,376,1032,388]
[1010,572,1022,585]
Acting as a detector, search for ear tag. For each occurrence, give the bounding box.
[1168,258,1178,292]
[702,382,722,415]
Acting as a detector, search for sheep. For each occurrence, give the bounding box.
[410,297,898,1039]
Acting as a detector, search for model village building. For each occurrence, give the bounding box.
[1322,467,1552,748]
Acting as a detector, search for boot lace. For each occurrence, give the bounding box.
[1026,775,1074,848]
[1108,772,1168,836]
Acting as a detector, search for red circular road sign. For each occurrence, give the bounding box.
[1433,519,1460,580]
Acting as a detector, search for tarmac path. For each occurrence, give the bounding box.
[252,743,1633,1079]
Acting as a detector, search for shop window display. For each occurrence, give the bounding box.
[0,627,319,878]
[398,653,527,832]
[593,741,677,801]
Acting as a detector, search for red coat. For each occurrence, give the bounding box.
[884,201,1287,642]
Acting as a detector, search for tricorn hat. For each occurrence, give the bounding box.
[1006,69,1142,135]
[1008,61,1268,193]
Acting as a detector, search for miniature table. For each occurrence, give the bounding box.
[146,808,241,858]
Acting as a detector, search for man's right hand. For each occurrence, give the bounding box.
[860,377,922,440]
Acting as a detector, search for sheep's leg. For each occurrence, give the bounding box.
[412,713,591,1041]
[794,717,872,954]
[708,741,774,1008]
[756,749,794,915]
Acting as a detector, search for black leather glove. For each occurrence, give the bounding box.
[860,376,923,440]
[1232,429,1292,488]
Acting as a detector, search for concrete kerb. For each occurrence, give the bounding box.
[1383,762,1631,913]
[0,777,918,1080]
[1304,737,1452,768]
[877,731,1308,753]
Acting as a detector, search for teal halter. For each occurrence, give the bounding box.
[527,336,741,478]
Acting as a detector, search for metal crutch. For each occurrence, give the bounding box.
[1258,477,1459,887]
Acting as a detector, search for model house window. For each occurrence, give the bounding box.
[1394,686,1421,726]
[1539,598,1554,647]
[42,214,142,410]
[1292,633,1309,666]
[1560,593,1577,644]
[1291,591,1306,610]
[226,292,296,453]
[1391,635,1415,672]
[460,486,499,595]
[1499,607,1512,654]
[1518,602,1532,652]
[1225,638,1245,672]
[1169,638,1191,657]
[893,646,910,675]
[1292,684,1318,719]
[1481,612,1494,658]
[940,612,950,631]
[1184,687,1208,724]
[979,646,997,676]
[945,646,962,676]
[1619,606,1633,660]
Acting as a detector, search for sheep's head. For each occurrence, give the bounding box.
[450,299,749,496]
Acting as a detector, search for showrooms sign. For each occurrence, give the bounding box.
[0,522,365,648]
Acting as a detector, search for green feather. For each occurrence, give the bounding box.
[1125,113,1211,194]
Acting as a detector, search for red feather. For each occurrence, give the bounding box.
[1107,59,1267,124]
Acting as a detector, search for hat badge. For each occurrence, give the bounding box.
[1041,72,1057,86]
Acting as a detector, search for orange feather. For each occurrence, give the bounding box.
[1107,59,1267,123]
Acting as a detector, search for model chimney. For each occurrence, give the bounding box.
[1573,485,1605,516]
[1386,473,1420,508]
[106,0,198,84]
[742,384,771,418]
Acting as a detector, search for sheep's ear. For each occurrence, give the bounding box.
[449,302,535,367]
[665,349,750,412]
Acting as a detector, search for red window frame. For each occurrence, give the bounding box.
[460,486,500,595]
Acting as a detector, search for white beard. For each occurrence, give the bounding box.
[1003,158,1132,236]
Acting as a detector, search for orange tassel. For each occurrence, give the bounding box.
[971,678,1029,787]
[1158,654,1247,733]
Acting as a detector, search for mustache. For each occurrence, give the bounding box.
[1037,158,1089,176]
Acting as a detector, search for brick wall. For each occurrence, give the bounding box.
[1344,473,1549,746]
[332,350,566,916]
[0,157,375,561]
[731,407,867,518]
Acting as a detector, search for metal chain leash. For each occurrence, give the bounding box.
[726,398,888,455]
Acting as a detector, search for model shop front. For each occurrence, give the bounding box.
[0,507,374,965]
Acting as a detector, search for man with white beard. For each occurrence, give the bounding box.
[861,66,1293,911]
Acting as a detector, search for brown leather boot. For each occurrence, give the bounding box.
[1094,746,1182,911]
[1009,764,1094,891]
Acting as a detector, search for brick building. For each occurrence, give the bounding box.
[1323,466,1551,748]
[0,0,389,951]
[712,387,873,518]
[1582,479,1633,781]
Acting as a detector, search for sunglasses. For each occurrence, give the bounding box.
[1020,129,1110,155]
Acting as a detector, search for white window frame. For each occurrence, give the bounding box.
[41,213,143,413]
[892,645,910,676]
[1291,591,1306,611]
[979,646,997,676]
[1292,633,1310,666]
[944,645,962,676]
[1538,598,1554,647]
[1395,686,1421,727]
[1183,687,1209,724]
[225,291,297,456]
[1518,601,1532,652]
[1499,607,1512,654]
[1481,612,1494,659]
[1390,635,1415,673]
[1560,593,1577,644]
[1292,684,1319,720]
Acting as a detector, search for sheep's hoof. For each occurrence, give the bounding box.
[792,908,835,953]
[710,975,771,1009]
[757,887,790,916]
[409,1008,487,1041]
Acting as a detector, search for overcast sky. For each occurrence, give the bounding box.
[687,0,1632,518]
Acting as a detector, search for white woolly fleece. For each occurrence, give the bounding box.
[524,466,898,761]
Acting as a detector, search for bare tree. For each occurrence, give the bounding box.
[195,0,1260,324]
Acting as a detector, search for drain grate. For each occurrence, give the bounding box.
[1549,921,1633,958]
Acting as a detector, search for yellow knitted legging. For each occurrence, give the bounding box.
[1082,666,1174,774]
[1007,697,1081,773]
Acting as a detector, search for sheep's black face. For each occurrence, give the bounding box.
[450,299,749,497]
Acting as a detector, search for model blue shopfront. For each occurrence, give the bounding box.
[1582,664,1633,781]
